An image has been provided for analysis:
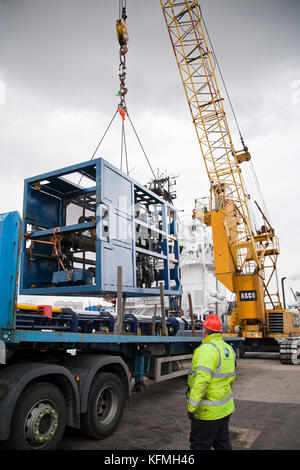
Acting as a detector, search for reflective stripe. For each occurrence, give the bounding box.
[188,397,201,406]
[205,342,221,377]
[214,371,235,378]
[200,393,233,407]
[197,365,214,375]
[189,365,214,376]
[205,342,235,379]
[189,368,234,380]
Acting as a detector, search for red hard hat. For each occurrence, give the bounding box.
[202,314,222,332]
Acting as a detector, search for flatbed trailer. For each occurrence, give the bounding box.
[0,211,243,450]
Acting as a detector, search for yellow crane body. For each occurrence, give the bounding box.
[204,207,265,334]
[160,0,300,361]
[207,208,235,293]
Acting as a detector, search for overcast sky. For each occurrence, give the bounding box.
[0,0,299,305]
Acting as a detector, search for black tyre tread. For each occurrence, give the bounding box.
[81,372,125,440]
[6,381,66,450]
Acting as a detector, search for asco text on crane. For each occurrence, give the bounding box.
[239,290,257,302]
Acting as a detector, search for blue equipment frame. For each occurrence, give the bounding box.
[0,212,22,333]
[19,158,181,298]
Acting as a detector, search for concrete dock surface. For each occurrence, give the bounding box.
[59,353,300,451]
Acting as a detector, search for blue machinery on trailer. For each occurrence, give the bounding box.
[20,158,180,297]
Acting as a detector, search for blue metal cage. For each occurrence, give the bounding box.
[19,158,181,297]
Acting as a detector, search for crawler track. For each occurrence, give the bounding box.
[279,337,300,365]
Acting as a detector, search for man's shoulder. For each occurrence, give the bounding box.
[197,337,230,353]
[195,341,220,356]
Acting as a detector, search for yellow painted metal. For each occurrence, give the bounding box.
[116,18,129,48]
[17,304,63,313]
[233,274,265,323]
[284,311,300,335]
[242,331,263,339]
[266,309,300,338]
[209,209,235,292]
[236,151,251,164]
[229,307,239,333]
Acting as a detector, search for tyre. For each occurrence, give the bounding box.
[81,372,125,439]
[6,382,66,450]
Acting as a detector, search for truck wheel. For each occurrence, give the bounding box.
[7,382,66,450]
[81,372,125,439]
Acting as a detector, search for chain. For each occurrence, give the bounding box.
[116,6,129,112]
[118,45,127,110]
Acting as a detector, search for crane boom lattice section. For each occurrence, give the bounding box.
[160,0,258,272]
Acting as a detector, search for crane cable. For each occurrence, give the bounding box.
[80,1,156,181]
[126,110,156,179]
[199,5,245,150]
[115,2,156,178]
[199,4,270,224]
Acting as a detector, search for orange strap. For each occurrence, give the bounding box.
[53,227,74,281]
[24,228,74,282]
[118,108,126,121]
[22,237,54,245]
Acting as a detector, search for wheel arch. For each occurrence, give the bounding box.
[0,362,80,441]
[62,354,131,413]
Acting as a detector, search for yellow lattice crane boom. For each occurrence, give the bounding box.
[160,0,300,350]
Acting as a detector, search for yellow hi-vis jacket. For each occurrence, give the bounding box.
[186,333,236,420]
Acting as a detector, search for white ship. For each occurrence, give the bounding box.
[123,212,229,321]
[179,214,228,321]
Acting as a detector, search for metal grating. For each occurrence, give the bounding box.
[268,313,284,334]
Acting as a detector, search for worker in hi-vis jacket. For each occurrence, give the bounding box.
[186,314,236,450]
